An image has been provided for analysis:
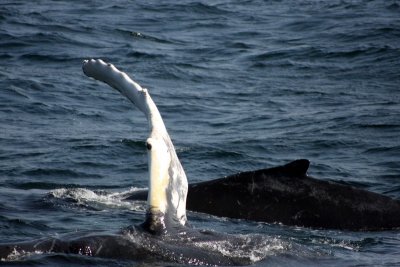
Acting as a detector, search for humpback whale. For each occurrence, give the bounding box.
[79,59,400,232]
[127,159,400,231]
[0,59,265,265]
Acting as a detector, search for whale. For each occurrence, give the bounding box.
[0,59,264,265]
[80,60,400,232]
[127,159,400,231]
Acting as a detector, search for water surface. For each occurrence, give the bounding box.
[1,0,400,266]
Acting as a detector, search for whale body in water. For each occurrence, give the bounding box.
[1,59,399,264]
[80,59,400,232]
[0,59,266,265]
[127,159,400,231]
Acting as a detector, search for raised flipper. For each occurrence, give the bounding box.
[83,59,188,233]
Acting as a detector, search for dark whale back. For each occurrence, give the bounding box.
[187,159,400,231]
[128,160,400,230]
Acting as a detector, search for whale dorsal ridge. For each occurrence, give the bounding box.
[282,159,310,176]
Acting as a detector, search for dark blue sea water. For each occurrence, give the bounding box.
[1,0,400,266]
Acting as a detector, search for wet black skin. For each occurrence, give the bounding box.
[127,159,400,231]
[0,226,252,265]
[2,160,399,262]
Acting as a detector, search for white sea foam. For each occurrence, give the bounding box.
[194,234,289,263]
[48,187,147,211]
[1,247,43,262]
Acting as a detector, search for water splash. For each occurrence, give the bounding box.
[47,187,147,212]
[1,247,43,262]
[194,234,289,263]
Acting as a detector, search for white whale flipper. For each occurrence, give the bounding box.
[82,59,188,232]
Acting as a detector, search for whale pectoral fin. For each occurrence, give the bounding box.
[82,59,149,116]
[282,159,310,176]
[82,59,188,231]
[146,137,170,214]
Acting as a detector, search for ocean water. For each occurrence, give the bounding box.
[1,0,400,266]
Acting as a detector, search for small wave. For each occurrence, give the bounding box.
[141,2,227,16]
[195,234,289,263]
[22,168,101,179]
[126,50,165,60]
[19,53,76,63]
[120,138,146,149]
[358,123,400,129]
[362,146,400,155]
[1,247,44,262]
[11,182,81,190]
[383,185,400,197]
[185,2,227,15]
[118,29,175,45]
[0,40,30,49]
[227,41,253,50]
[47,187,146,212]
[309,235,381,252]
[387,2,400,10]
[0,215,49,232]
